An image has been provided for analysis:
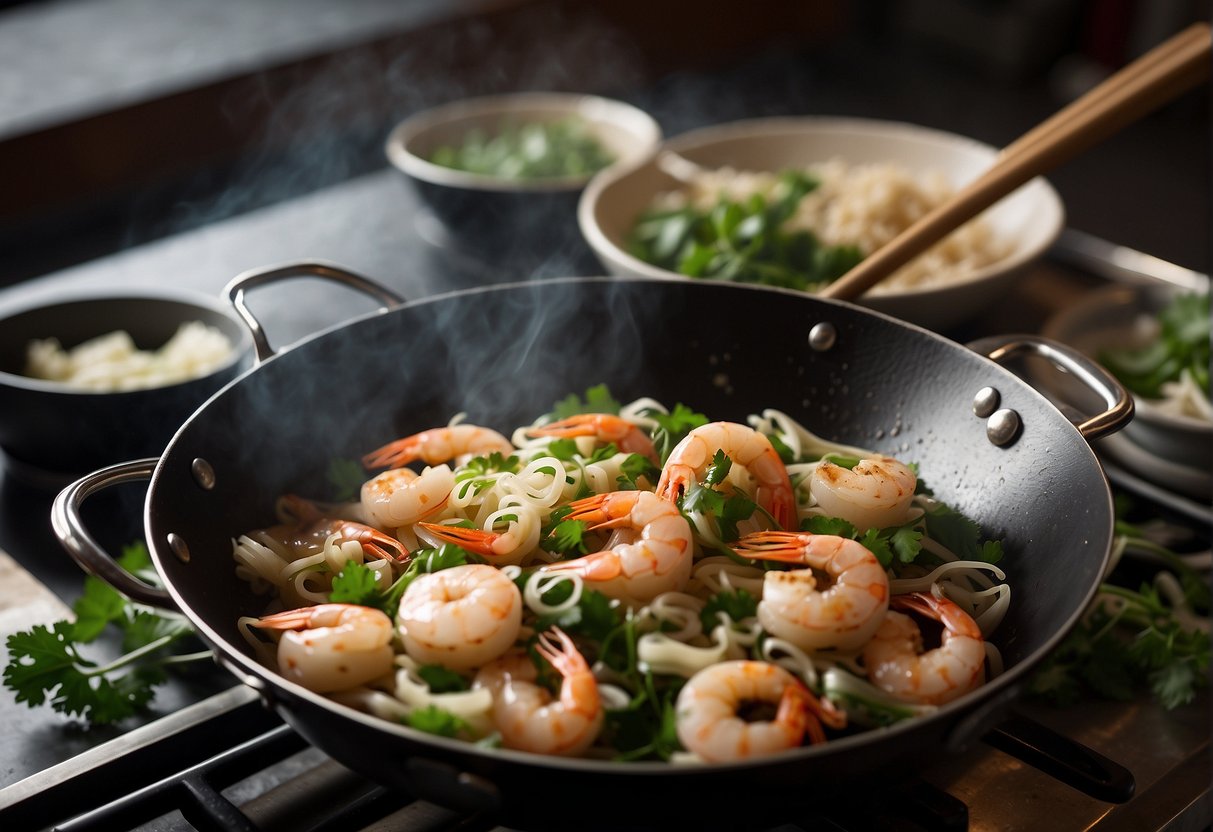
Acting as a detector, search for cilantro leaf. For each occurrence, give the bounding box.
[404,705,469,738]
[700,589,758,633]
[329,560,382,606]
[327,458,367,502]
[544,519,590,556]
[800,515,857,537]
[417,665,471,693]
[550,384,622,420]
[644,404,708,465]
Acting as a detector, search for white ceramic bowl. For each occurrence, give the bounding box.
[578,116,1065,331]
[1043,283,1212,500]
[386,92,662,256]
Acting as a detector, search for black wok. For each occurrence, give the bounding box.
[55,265,1135,830]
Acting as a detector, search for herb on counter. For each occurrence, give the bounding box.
[428,117,614,180]
[1100,291,1210,401]
[626,170,863,290]
[3,542,209,725]
[1029,497,1211,710]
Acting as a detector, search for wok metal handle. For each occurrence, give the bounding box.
[50,458,177,611]
[223,261,407,362]
[984,712,1136,803]
[967,334,1134,440]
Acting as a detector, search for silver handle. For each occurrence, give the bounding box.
[968,334,1135,440]
[223,261,406,362]
[50,458,177,610]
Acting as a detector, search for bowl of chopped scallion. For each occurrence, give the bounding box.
[578,117,1064,331]
[386,92,661,256]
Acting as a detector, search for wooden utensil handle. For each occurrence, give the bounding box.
[819,22,1211,302]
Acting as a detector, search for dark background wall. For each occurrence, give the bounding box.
[0,0,1207,285]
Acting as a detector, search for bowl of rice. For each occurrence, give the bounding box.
[578,116,1065,331]
[0,290,254,485]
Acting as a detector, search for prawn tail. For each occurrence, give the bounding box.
[418,523,502,557]
[732,530,811,563]
[893,592,982,639]
[543,551,623,582]
[563,492,635,530]
[252,605,328,631]
[337,522,410,562]
[527,415,598,439]
[361,438,418,470]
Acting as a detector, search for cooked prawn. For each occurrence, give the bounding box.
[270,494,408,561]
[537,490,693,603]
[864,591,985,705]
[415,520,534,565]
[657,422,796,531]
[675,660,826,762]
[527,413,659,464]
[251,603,394,693]
[361,465,456,528]
[810,455,917,532]
[734,531,889,652]
[362,424,513,470]
[473,628,603,756]
[396,563,522,671]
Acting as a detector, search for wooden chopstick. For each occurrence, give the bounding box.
[818,21,1211,303]
[999,22,1210,162]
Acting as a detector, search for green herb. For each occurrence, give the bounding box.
[417,664,471,694]
[923,502,1004,564]
[534,588,620,644]
[543,519,590,556]
[3,542,205,725]
[1100,292,1210,400]
[1029,494,1210,711]
[617,453,661,490]
[404,704,470,738]
[428,117,614,180]
[627,170,863,291]
[327,458,367,502]
[700,588,758,633]
[550,384,622,419]
[643,403,709,465]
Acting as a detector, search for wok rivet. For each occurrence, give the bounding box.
[808,322,836,351]
[987,409,1021,446]
[191,458,216,490]
[167,533,191,563]
[973,387,1000,418]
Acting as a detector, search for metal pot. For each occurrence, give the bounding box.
[54,264,1134,829]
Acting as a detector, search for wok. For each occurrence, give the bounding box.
[54,265,1135,829]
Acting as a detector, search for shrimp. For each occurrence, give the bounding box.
[733,531,889,652]
[362,424,513,470]
[251,603,394,693]
[527,413,659,465]
[810,455,917,532]
[269,494,408,561]
[415,520,531,564]
[473,628,603,756]
[863,592,985,705]
[361,465,456,528]
[656,421,796,531]
[537,490,693,603]
[675,660,824,762]
[395,563,522,671]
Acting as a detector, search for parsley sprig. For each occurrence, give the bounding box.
[3,542,207,725]
[1100,291,1210,400]
[1029,497,1210,710]
[626,170,863,291]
